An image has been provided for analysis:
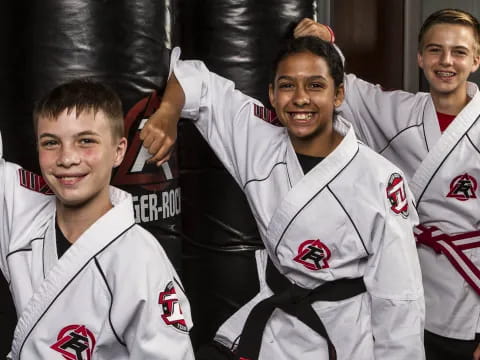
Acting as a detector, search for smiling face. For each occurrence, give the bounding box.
[418,23,480,99]
[37,108,126,209]
[269,51,344,154]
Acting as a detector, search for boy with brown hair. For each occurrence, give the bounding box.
[1,79,194,359]
[295,8,480,360]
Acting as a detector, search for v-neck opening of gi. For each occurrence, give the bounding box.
[55,219,72,259]
[296,153,324,174]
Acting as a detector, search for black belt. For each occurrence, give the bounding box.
[236,259,366,360]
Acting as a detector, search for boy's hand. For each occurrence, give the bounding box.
[294,18,334,42]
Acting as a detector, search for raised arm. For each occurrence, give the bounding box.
[0,131,55,285]
[0,131,7,282]
[141,48,283,187]
[339,74,426,152]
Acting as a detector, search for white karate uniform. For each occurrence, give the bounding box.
[171,48,425,360]
[0,133,195,359]
[340,73,480,340]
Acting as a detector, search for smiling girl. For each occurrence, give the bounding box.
[142,36,425,359]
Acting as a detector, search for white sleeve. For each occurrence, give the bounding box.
[0,131,7,282]
[0,133,54,283]
[170,47,283,187]
[339,73,427,152]
[0,132,16,283]
[364,177,426,359]
[109,233,195,360]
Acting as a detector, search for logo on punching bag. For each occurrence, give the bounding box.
[112,91,178,192]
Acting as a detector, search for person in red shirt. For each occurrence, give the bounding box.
[294,8,480,360]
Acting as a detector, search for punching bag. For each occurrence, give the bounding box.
[176,0,320,348]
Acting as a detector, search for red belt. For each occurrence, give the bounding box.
[414,224,480,295]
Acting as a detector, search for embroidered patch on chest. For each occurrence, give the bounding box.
[50,324,96,360]
[293,239,331,270]
[386,173,409,217]
[447,173,477,201]
[18,168,54,195]
[159,281,188,332]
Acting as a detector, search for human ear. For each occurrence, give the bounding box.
[334,84,345,107]
[268,83,276,109]
[113,137,127,168]
[417,51,425,69]
[472,52,480,73]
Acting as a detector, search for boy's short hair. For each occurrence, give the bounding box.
[33,78,124,139]
[271,36,344,88]
[418,8,480,54]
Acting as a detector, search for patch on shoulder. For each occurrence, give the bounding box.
[159,281,188,333]
[386,173,409,218]
[253,104,281,126]
[18,169,54,195]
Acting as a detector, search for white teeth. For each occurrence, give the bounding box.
[292,113,313,120]
[436,71,455,77]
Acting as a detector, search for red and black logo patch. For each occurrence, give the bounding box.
[386,173,409,218]
[159,281,188,333]
[293,239,331,271]
[50,324,96,360]
[253,104,280,126]
[18,169,54,195]
[447,173,477,201]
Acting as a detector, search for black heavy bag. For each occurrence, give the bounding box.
[176,0,319,349]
